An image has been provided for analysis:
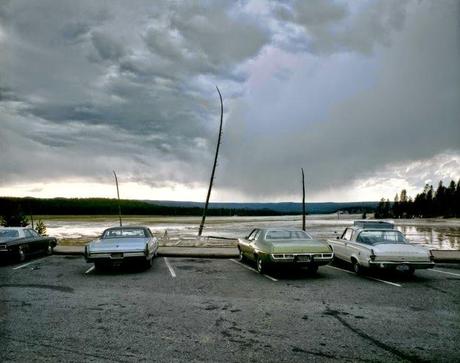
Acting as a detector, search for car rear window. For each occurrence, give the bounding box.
[356,230,407,245]
[0,230,20,238]
[265,230,312,240]
[102,228,147,238]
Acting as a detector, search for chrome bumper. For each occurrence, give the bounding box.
[368,261,435,269]
[85,250,146,262]
[271,252,333,264]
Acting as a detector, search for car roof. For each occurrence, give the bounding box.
[254,228,306,232]
[104,225,149,230]
[0,227,29,230]
[349,220,396,233]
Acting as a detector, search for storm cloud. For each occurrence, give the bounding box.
[0,0,459,201]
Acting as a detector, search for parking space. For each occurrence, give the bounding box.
[0,255,459,362]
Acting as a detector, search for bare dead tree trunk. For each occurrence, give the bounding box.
[113,170,122,227]
[302,168,306,231]
[198,86,223,236]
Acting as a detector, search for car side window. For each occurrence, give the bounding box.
[29,229,40,237]
[342,228,353,241]
[247,229,258,241]
[254,230,261,241]
[24,229,34,238]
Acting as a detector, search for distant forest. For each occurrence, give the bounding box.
[0,197,288,218]
[375,179,460,218]
[0,197,377,220]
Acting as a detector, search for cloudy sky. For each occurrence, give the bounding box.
[0,0,459,202]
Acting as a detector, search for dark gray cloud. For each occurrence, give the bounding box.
[0,0,458,200]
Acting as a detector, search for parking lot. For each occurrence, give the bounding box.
[1,255,459,362]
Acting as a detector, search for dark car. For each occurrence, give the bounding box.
[0,227,58,262]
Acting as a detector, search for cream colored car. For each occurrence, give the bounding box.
[328,221,434,275]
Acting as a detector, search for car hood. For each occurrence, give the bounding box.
[269,240,331,253]
[372,243,430,260]
[88,238,148,252]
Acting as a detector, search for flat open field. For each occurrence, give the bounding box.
[38,214,460,250]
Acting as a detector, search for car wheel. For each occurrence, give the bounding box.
[405,267,415,276]
[17,246,26,262]
[238,248,245,262]
[308,264,318,274]
[352,260,363,275]
[256,256,265,274]
[46,243,53,255]
[94,261,107,272]
[145,257,153,269]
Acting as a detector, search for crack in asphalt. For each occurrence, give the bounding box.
[0,284,74,293]
[324,307,428,363]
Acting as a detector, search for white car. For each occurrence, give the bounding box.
[328,221,435,275]
[85,226,158,270]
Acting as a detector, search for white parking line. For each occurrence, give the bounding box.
[85,266,95,274]
[366,276,402,287]
[326,265,401,287]
[429,269,460,278]
[230,259,278,282]
[12,257,47,270]
[164,257,176,278]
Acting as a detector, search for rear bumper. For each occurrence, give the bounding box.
[85,250,149,263]
[368,261,435,270]
[270,253,333,266]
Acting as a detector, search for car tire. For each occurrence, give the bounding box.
[352,260,363,275]
[46,243,53,255]
[144,257,153,269]
[405,267,415,276]
[256,256,265,274]
[17,246,26,262]
[308,264,318,274]
[94,261,107,272]
[238,248,245,262]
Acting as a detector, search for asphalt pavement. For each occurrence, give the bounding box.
[0,255,459,362]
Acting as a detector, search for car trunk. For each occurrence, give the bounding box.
[270,239,330,254]
[373,243,430,262]
[90,238,148,253]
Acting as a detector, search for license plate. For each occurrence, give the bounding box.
[297,255,311,262]
[396,264,409,272]
[111,253,123,259]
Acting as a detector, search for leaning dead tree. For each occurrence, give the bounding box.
[113,170,123,227]
[301,168,306,231]
[198,86,224,237]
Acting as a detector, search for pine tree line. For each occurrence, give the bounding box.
[375,179,460,218]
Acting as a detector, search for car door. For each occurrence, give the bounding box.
[239,229,258,260]
[335,228,353,260]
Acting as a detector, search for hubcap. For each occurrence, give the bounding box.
[257,259,262,272]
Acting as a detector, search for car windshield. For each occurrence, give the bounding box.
[265,230,312,240]
[356,230,408,245]
[102,228,147,238]
[0,230,19,238]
